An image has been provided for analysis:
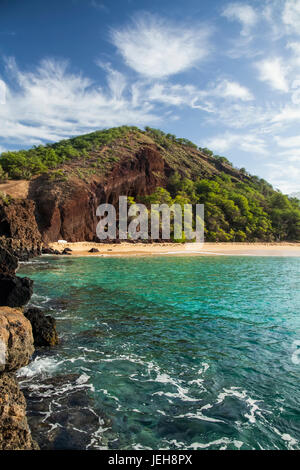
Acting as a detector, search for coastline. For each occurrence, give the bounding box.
[17,251,300,450]
[49,241,300,257]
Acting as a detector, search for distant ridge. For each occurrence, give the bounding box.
[0,126,300,242]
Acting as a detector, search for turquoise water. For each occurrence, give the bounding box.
[18,256,300,450]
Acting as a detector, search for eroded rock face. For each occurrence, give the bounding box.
[0,244,18,275]
[0,307,34,372]
[28,145,166,243]
[0,308,37,450]
[0,274,33,308]
[0,372,38,450]
[0,198,42,260]
[24,307,59,347]
[0,200,39,450]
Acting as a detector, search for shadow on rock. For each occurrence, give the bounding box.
[21,373,110,450]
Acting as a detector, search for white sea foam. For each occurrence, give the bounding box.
[86,418,111,450]
[132,444,153,450]
[76,373,90,385]
[100,353,146,365]
[188,438,244,450]
[176,403,224,423]
[29,293,52,309]
[19,260,49,265]
[188,362,209,390]
[17,356,60,378]
[145,361,199,403]
[99,388,120,404]
[272,426,299,450]
[153,388,197,403]
[215,387,264,424]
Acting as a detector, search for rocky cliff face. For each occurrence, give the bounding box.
[0,128,251,245]
[0,198,42,259]
[0,373,38,450]
[0,307,34,372]
[28,145,166,243]
[0,307,37,450]
[0,238,34,309]
[0,234,38,450]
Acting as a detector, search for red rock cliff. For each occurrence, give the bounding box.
[28,145,166,243]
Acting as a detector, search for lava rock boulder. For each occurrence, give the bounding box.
[0,274,33,308]
[0,244,18,275]
[24,307,59,347]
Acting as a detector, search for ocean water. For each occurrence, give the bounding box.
[18,255,300,450]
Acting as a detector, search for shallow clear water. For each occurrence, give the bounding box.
[18,255,300,450]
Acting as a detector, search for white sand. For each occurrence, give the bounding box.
[48,242,300,257]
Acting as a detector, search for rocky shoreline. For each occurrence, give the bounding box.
[0,198,58,450]
[0,307,38,450]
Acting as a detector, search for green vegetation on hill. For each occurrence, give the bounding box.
[136,173,300,242]
[0,126,135,180]
[144,126,198,149]
[0,126,299,241]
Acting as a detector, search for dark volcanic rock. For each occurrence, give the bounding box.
[0,274,33,308]
[88,248,99,253]
[22,373,109,450]
[62,248,72,255]
[0,244,18,275]
[0,373,38,450]
[0,198,42,260]
[42,247,61,255]
[24,307,59,347]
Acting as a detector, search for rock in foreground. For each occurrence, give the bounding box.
[0,307,37,450]
[0,373,38,450]
[0,274,33,308]
[0,198,42,260]
[0,306,34,372]
[0,245,18,275]
[24,307,59,347]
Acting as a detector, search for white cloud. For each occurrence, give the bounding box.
[0,79,6,104]
[96,61,127,101]
[283,0,300,34]
[0,58,259,151]
[145,83,209,110]
[279,148,300,161]
[266,162,300,193]
[143,79,253,112]
[111,13,211,78]
[275,134,300,147]
[90,1,108,12]
[213,80,253,101]
[205,132,268,155]
[222,3,258,36]
[0,58,159,146]
[287,41,300,54]
[287,41,300,65]
[272,106,300,123]
[255,57,289,91]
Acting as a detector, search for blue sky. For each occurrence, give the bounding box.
[1,0,300,193]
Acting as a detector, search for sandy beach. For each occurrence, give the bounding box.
[48,241,300,257]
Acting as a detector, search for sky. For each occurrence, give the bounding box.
[0,0,300,194]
